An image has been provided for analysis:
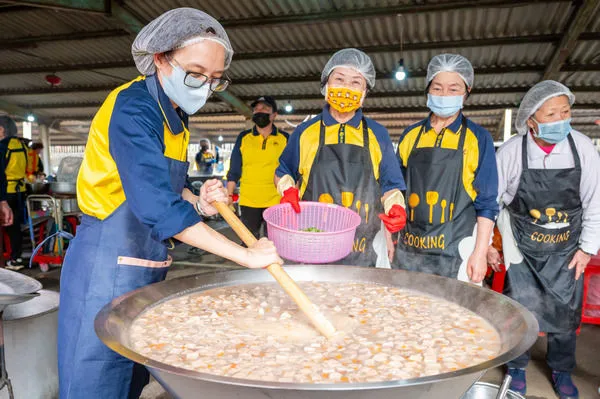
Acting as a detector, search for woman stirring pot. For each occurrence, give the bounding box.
[58,9,282,399]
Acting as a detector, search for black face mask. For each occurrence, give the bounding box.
[252,112,272,128]
[201,145,209,151]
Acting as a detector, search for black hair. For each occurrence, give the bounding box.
[0,115,17,137]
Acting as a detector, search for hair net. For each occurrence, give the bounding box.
[427,54,474,88]
[320,48,376,94]
[0,115,17,137]
[514,80,575,135]
[131,8,233,75]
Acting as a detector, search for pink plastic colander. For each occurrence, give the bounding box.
[263,201,361,264]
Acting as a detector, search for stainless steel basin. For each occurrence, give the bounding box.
[461,382,525,399]
[95,266,539,399]
[0,269,42,311]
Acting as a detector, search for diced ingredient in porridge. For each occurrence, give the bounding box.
[130,282,500,384]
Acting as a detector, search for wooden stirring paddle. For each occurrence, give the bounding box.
[212,201,337,339]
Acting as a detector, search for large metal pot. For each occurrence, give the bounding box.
[0,290,59,399]
[26,182,49,194]
[49,181,76,195]
[60,198,79,213]
[95,266,539,399]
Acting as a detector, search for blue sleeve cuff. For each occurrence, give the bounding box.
[475,209,498,222]
[152,201,202,242]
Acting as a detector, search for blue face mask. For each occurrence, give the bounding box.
[426,94,464,118]
[532,118,572,144]
[161,62,211,115]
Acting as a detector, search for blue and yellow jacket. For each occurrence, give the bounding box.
[227,126,289,208]
[397,113,498,221]
[0,137,28,194]
[276,105,405,196]
[0,144,5,201]
[77,75,201,242]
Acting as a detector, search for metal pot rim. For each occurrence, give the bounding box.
[95,266,539,391]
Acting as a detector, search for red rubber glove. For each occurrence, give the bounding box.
[280,187,301,213]
[378,204,407,233]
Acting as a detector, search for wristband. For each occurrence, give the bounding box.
[195,201,209,217]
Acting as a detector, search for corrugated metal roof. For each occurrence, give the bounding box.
[0,8,121,39]
[226,3,571,54]
[568,40,600,64]
[226,72,545,99]
[226,43,556,81]
[0,68,136,90]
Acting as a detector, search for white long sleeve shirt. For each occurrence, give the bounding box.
[496,130,600,255]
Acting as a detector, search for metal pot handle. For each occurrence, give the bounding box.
[496,374,512,399]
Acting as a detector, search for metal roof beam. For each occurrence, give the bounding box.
[0,0,109,14]
[214,92,252,118]
[0,60,134,75]
[107,0,144,33]
[233,32,600,61]
[7,84,599,100]
[229,62,599,84]
[230,65,548,85]
[219,0,570,28]
[0,99,31,119]
[0,29,130,50]
[0,5,33,12]
[0,60,596,80]
[0,99,51,124]
[0,32,598,76]
[1,85,116,95]
[543,0,600,80]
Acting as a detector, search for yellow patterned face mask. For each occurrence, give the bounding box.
[326,86,364,113]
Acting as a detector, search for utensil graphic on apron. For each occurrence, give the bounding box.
[504,134,583,333]
[395,116,477,279]
[303,117,383,266]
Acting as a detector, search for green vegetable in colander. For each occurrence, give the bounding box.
[301,227,323,232]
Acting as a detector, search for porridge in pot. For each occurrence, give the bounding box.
[130,282,501,383]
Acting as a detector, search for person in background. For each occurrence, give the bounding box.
[195,138,217,174]
[491,80,600,399]
[0,115,28,270]
[227,96,289,238]
[275,48,407,266]
[26,141,44,181]
[394,54,498,283]
[57,9,282,399]
[0,122,13,229]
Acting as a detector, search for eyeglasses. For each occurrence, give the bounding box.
[167,56,231,92]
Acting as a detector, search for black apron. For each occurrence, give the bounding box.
[303,116,383,266]
[505,134,583,333]
[394,116,477,278]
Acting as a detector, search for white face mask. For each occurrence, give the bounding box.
[531,117,572,144]
[426,94,464,118]
[161,62,211,115]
